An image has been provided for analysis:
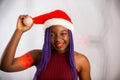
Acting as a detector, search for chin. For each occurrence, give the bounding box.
[55,48,67,53]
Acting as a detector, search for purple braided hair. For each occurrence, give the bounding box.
[68,30,77,80]
[33,27,77,80]
[33,27,51,80]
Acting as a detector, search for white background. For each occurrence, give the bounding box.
[0,0,120,80]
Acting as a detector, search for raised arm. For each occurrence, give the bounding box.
[1,15,35,72]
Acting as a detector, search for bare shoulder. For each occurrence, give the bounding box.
[29,49,42,58]
[29,49,42,66]
[74,51,90,72]
[74,51,89,62]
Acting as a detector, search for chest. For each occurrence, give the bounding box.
[37,54,73,80]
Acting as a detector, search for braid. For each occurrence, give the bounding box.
[33,27,51,80]
[68,30,77,80]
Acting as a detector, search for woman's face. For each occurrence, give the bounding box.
[50,25,69,53]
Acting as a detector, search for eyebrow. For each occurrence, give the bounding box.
[51,29,68,33]
[61,29,68,32]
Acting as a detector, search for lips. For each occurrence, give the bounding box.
[56,43,64,48]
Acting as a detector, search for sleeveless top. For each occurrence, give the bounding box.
[37,52,74,80]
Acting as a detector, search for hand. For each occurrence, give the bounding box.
[16,15,33,32]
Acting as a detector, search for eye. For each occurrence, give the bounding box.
[51,33,55,37]
[61,32,68,36]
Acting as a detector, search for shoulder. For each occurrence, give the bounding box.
[29,49,42,57]
[74,51,89,63]
[28,49,42,66]
[74,51,90,72]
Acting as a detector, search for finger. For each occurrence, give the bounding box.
[19,15,28,20]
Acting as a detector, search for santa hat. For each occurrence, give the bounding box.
[32,10,74,32]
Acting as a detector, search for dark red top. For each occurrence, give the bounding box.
[37,52,73,80]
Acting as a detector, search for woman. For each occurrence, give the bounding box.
[1,10,91,80]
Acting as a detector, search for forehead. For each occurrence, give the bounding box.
[50,25,68,32]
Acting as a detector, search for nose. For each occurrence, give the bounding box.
[55,35,62,42]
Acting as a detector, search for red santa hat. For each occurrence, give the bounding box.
[32,10,73,32]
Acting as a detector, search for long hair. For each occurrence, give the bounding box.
[68,30,77,80]
[33,27,77,80]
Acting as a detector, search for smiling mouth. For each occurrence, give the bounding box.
[56,43,64,48]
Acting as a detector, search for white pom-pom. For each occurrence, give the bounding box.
[23,16,33,26]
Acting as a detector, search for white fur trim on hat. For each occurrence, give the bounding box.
[44,18,74,33]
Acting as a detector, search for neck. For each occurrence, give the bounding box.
[52,49,68,54]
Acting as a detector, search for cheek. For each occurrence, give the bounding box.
[50,38,54,45]
[64,36,70,45]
